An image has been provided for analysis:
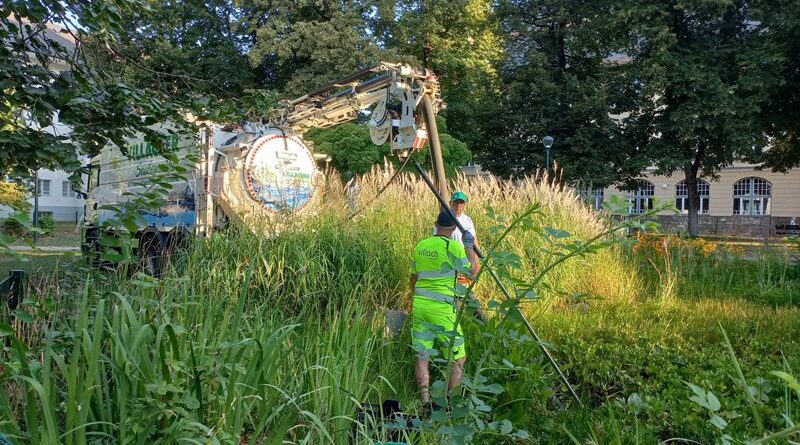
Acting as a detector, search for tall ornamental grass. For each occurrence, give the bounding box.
[2,166,798,444]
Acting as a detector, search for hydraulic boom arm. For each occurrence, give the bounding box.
[275,62,445,155]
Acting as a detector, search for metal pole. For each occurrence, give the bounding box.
[413,161,583,407]
[420,95,448,200]
[546,147,551,175]
[33,171,39,245]
[8,270,24,310]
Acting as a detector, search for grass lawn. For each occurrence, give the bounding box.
[0,251,80,278]
[39,222,82,247]
[5,221,82,248]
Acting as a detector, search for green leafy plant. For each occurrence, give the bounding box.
[0,181,30,212]
[2,217,26,238]
[406,191,671,444]
[36,214,55,236]
[682,326,800,444]
[91,149,199,271]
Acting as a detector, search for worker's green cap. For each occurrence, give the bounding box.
[450,191,468,202]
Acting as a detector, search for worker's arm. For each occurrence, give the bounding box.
[409,253,418,292]
[466,248,480,277]
[462,230,480,276]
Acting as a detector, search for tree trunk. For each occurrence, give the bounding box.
[685,165,699,237]
[685,142,705,237]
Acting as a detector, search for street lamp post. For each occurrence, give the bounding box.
[543,135,554,175]
[33,171,39,245]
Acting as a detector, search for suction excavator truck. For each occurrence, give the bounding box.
[81,63,448,275]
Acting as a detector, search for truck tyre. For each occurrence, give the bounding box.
[166,227,190,255]
[164,227,191,272]
[139,234,164,278]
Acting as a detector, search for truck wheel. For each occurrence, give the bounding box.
[163,227,191,272]
[139,235,164,278]
[166,227,191,255]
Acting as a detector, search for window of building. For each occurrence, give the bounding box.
[580,186,604,210]
[62,180,76,198]
[675,180,710,214]
[733,177,772,215]
[627,179,655,215]
[38,179,51,196]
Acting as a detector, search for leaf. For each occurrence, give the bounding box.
[627,392,643,414]
[710,414,728,430]
[13,309,33,324]
[771,371,800,397]
[182,393,200,410]
[685,382,720,412]
[544,227,571,239]
[0,322,15,337]
[479,383,505,395]
[66,97,90,106]
[707,391,721,412]
[506,306,526,324]
[515,288,537,299]
[122,218,140,233]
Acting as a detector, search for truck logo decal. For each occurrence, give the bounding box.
[244,135,320,213]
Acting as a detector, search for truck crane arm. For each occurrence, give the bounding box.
[275,62,445,156]
[208,62,448,225]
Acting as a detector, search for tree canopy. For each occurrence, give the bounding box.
[306,117,471,179]
[0,181,30,212]
[3,0,799,218]
[618,0,784,234]
[1,1,198,176]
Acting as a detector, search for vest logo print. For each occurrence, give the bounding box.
[419,248,439,259]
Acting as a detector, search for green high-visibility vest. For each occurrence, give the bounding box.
[410,235,470,304]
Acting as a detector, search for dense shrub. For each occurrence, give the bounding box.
[37,214,55,235]
[2,217,26,237]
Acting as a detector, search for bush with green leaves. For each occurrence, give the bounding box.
[36,214,55,236]
[2,217,26,238]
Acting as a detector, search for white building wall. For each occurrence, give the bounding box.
[601,164,800,219]
[33,168,86,222]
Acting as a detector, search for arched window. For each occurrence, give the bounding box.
[579,186,604,210]
[627,179,655,215]
[675,180,710,214]
[733,177,772,215]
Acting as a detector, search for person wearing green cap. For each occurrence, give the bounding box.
[447,191,488,326]
[434,191,480,277]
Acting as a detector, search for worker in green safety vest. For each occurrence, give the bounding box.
[409,209,472,404]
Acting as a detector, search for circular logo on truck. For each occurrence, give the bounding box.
[244,134,320,213]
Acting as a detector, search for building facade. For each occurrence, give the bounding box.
[0,168,86,223]
[32,168,85,222]
[584,164,800,237]
[460,162,799,238]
